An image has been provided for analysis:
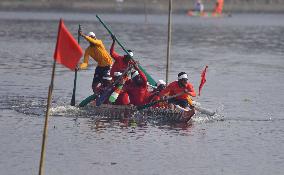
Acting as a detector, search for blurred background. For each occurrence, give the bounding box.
[1,0,284,13]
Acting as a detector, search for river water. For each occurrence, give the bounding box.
[0,11,284,175]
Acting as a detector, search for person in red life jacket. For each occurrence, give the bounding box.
[110,72,130,105]
[123,63,150,106]
[110,34,134,77]
[160,72,196,109]
[148,80,167,108]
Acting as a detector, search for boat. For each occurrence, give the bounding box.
[187,10,225,17]
[81,102,195,124]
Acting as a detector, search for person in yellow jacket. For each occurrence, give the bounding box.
[79,31,113,93]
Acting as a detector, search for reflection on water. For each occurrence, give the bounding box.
[1,12,284,175]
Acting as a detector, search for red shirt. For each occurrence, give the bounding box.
[123,69,150,106]
[115,92,130,105]
[160,81,196,100]
[110,41,129,77]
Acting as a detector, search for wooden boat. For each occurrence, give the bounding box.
[82,103,195,124]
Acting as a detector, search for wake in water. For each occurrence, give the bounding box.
[0,95,46,116]
[192,103,225,123]
[1,95,225,125]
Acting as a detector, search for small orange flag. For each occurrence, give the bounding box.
[198,65,208,96]
[53,19,83,71]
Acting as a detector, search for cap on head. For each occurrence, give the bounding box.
[114,72,122,77]
[178,72,188,80]
[131,71,139,79]
[88,32,96,38]
[127,50,134,57]
[157,80,166,87]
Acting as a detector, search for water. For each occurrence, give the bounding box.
[0,11,284,175]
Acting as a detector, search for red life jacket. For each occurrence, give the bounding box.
[110,41,129,77]
[123,69,150,106]
[160,81,196,101]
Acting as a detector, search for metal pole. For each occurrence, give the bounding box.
[70,24,81,106]
[166,0,172,85]
[38,60,56,175]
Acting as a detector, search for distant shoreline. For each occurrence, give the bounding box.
[0,0,284,14]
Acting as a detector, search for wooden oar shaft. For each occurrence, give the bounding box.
[96,14,156,86]
[96,15,129,56]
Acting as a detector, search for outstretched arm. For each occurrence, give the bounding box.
[133,63,147,87]
[79,47,90,69]
[110,36,122,61]
[79,31,101,46]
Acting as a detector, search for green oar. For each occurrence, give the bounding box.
[70,24,81,106]
[79,94,97,107]
[96,14,156,86]
[137,91,187,110]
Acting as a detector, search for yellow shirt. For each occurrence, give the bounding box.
[83,36,113,67]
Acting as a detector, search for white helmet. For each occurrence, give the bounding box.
[88,32,96,38]
[157,80,166,87]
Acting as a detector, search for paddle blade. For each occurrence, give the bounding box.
[194,106,215,116]
[79,94,97,107]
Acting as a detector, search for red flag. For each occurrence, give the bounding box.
[198,65,208,96]
[54,19,83,71]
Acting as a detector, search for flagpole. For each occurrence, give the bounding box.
[38,60,56,175]
[166,0,172,85]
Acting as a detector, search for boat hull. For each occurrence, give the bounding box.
[187,10,225,17]
[83,103,195,123]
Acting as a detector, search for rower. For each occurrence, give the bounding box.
[110,34,134,77]
[148,79,167,108]
[160,72,196,110]
[94,74,113,105]
[123,62,150,106]
[110,72,130,105]
[79,31,113,93]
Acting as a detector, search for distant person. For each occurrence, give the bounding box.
[194,0,204,13]
[110,34,133,77]
[160,72,196,110]
[79,31,113,93]
[214,0,224,14]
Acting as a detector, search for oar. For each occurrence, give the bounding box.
[96,14,156,86]
[192,101,215,116]
[194,105,215,116]
[70,24,81,106]
[79,94,97,107]
[137,91,187,110]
